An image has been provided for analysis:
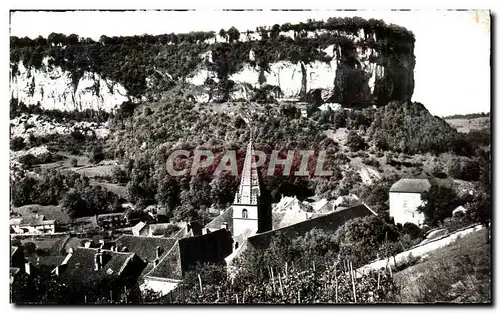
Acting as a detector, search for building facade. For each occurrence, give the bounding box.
[389,178,431,227]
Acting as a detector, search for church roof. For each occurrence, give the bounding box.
[390,179,431,193]
[247,204,376,250]
[233,141,260,205]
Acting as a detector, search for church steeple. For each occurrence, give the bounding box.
[232,139,260,236]
[234,139,260,205]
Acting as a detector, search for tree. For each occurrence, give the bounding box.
[61,189,87,219]
[227,26,240,42]
[111,166,129,185]
[291,228,338,263]
[11,271,72,304]
[333,215,401,267]
[346,131,366,152]
[10,137,26,151]
[419,182,461,226]
[89,146,105,164]
[70,158,78,167]
[18,153,38,168]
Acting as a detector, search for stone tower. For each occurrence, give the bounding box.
[232,140,260,237]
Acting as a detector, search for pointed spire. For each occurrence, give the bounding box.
[234,141,260,205]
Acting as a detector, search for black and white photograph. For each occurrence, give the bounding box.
[7,8,492,304]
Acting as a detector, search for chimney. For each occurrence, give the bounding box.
[156,246,162,259]
[94,253,101,271]
[84,241,91,248]
[24,262,31,275]
[98,253,104,268]
[221,222,228,230]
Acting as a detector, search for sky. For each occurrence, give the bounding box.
[9,10,491,116]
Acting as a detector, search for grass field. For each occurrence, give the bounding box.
[393,228,491,303]
[445,117,490,133]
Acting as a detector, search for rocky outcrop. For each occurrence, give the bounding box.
[10,57,128,112]
[10,17,415,111]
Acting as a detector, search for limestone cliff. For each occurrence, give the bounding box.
[10,17,415,111]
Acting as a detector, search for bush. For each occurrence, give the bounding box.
[419,182,462,226]
[89,146,105,164]
[346,131,366,152]
[10,137,26,151]
[18,153,38,168]
[70,158,78,167]
[363,157,380,167]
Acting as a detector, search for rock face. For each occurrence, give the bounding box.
[10,18,415,111]
[10,57,128,112]
[185,29,414,106]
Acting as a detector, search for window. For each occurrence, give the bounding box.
[242,209,248,219]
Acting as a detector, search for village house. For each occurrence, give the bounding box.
[10,214,56,234]
[140,228,233,296]
[96,212,128,230]
[389,178,431,227]
[53,247,146,300]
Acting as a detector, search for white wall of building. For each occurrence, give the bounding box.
[140,278,179,296]
[389,192,426,226]
[232,204,258,236]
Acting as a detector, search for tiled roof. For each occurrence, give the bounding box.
[248,204,376,250]
[131,221,147,234]
[146,229,233,280]
[204,207,233,234]
[20,235,80,256]
[26,256,66,269]
[115,235,177,263]
[390,178,431,193]
[58,247,144,287]
[277,210,308,228]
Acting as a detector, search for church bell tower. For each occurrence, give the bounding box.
[232,140,260,237]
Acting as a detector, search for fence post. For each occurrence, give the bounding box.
[271,267,276,293]
[350,261,357,303]
[278,273,284,296]
[198,274,203,293]
[377,269,381,290]
[334,263,338,303]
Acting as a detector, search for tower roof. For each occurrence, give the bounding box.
[234,140,260,205]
